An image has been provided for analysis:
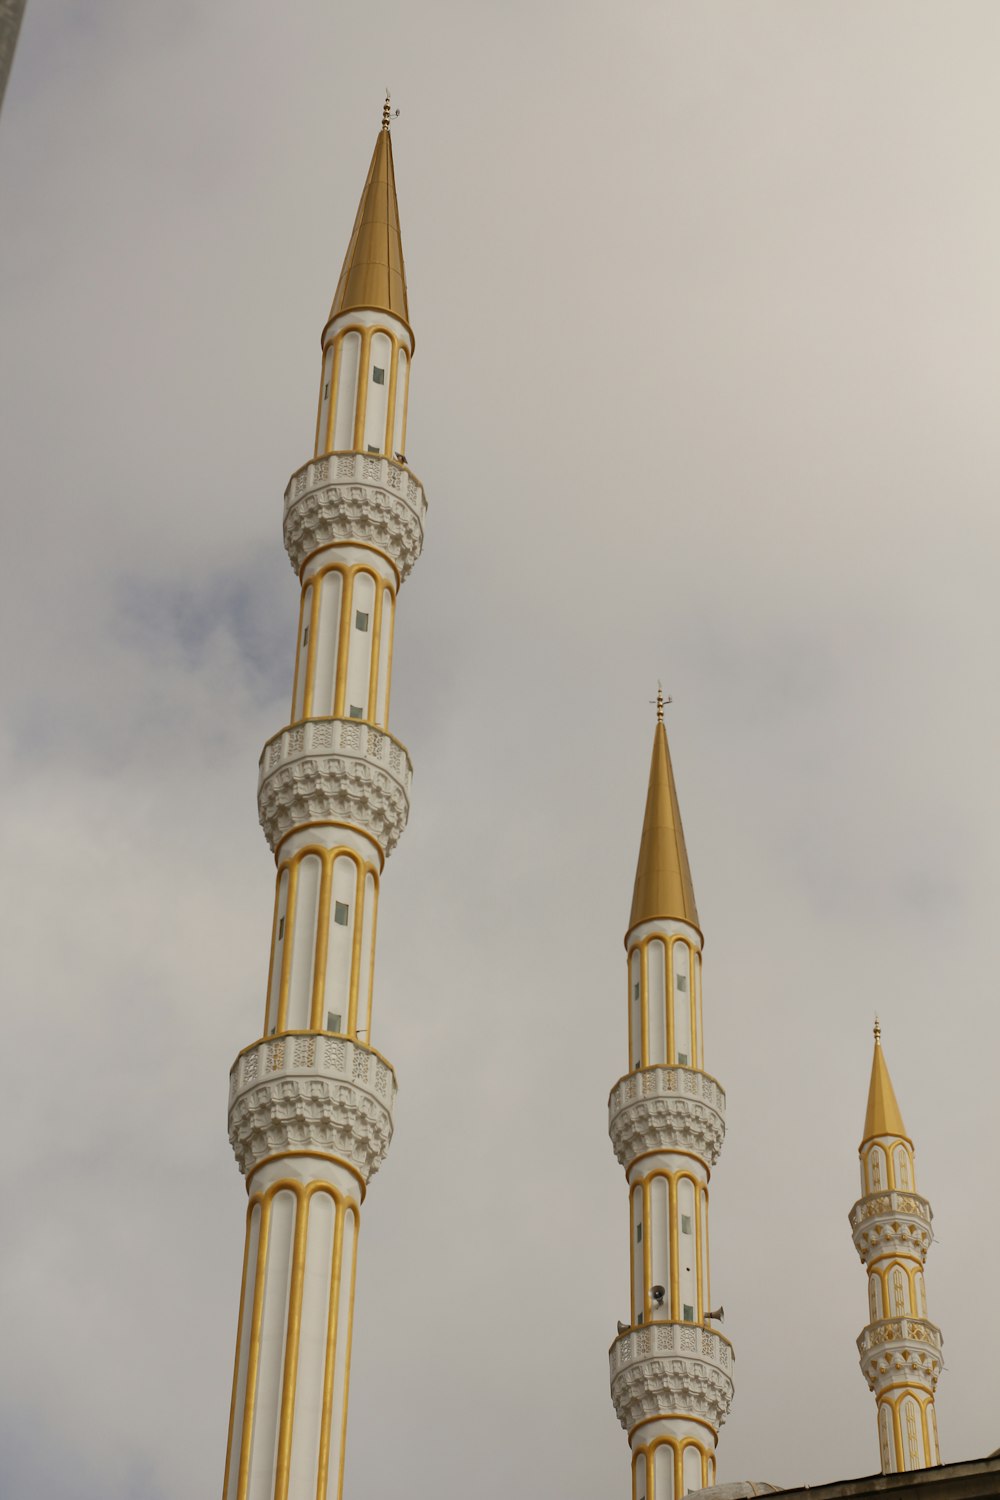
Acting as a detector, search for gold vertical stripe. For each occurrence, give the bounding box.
[352,329,373,451]
[363,871,379,1038]
[382,590,396,726]
[276,861,300,1033]
[325,336,344,455]
[891,1397,904,1472]
[262,871,283,1034]
[290,586,308,722]
[673,1442,683,1500]
[272,1191,311,1500]
[665,938,676,1065]
[346,859,365,1036]
[641,1177,653,1323]
[696,954,704,1069]
[693,1182,703,1321]
[669,1175,680,1320]
[640,943,649,1069]
[332,568,353,718]
[629,1185,637,1323]
[313,347,329,459]
[310,854,334,1031]
[383,334,399,456]
[703,1184,712,1314]
[235,1195,272,1500]
[302,582,322,719]
[222,1201,256,1500]
[399,351,410,454]
[367,580,384,725]
[920,1400,932,1468]
[314,1200,346,1500]
[335,1209,361,1500]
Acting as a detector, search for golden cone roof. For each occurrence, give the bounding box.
[629,718,699,935]
[328,121,409,331]
[861,1023,911,1147]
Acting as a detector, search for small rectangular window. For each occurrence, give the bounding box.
[683,1304,694,1323]
[277,917,285,940]
[327,1011,341,1032]
[677,1052,688,1066]
[355,610,369,632]
[367,444,379,453]
[334,901,349,926]
[372,366,385,385]
[681,1214,692,1235]
[324,382,329,398]
[348,705,363,719]
[633,982,640,1001]
[676,975,687,991]
[636,1222,642,1243]
[636,1313,643,1326]
[302,626,309,647]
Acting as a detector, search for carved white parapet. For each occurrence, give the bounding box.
[609,1321,735,1434]
[228,1033,397,1186]
[283,453,427,581]
[609,1067,726,1169]
[258,716,412,855]
[849,1190,933,1268]
[857,1317,943,1395]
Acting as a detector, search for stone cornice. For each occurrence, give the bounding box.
[850,1190,933,1268]
[283,453,426,581]
[258,716,411,855]
[228,1033,396,1185]
[609,1321,734,1433]
[609,1066,726,1169]
[857,1317,943,1395]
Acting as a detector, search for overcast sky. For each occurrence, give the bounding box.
[2,4,999,1497]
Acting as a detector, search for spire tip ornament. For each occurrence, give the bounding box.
[874,1015,881,1045]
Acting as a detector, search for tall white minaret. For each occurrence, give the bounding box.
[851,1023,943,1474]
[609,694,734,1500]
[222,99,427,1500]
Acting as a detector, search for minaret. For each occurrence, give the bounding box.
[222,100,427,1500]
[608,694,734,1500]
[850,1023,943,1475]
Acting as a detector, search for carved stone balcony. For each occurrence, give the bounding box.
[609,1320,734,1434]
[609,1066,726,1169]
[283,452,427,581]
[228,1032,397,1186]
[857,1317,943,1396]
[849,1190,933,1268]
[258,716,412,855]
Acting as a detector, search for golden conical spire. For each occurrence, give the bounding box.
[628,702,699,934]
[328,98,409,330]
[861,1021,910,1147]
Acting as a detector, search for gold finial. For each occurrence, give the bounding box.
[874,1015,881,1045]
[651,682,672,724]
[381,90,400,131]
